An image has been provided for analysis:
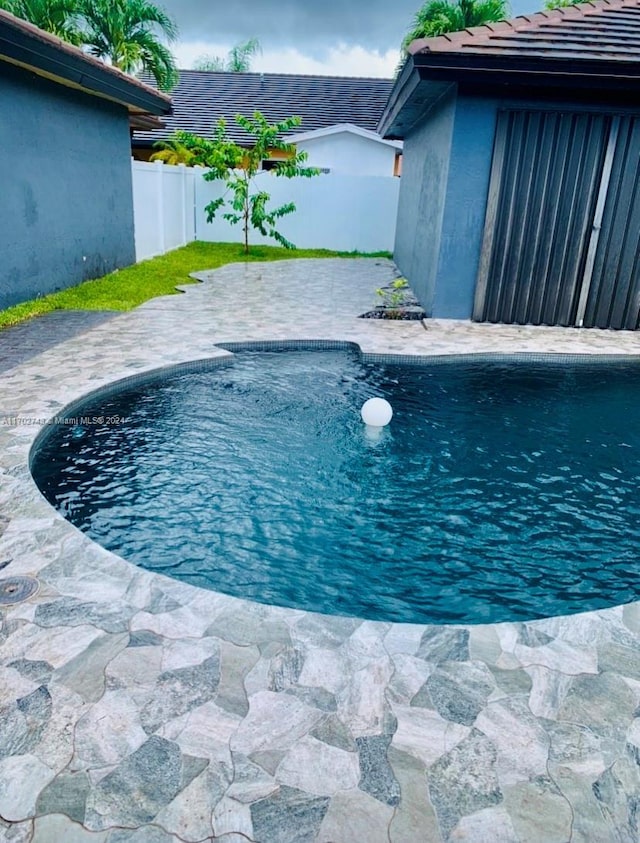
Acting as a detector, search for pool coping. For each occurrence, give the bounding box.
[1,258,640,842]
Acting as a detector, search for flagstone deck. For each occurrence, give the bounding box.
[1,258,640,843]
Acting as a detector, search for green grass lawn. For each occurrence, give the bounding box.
[0,242,390,330]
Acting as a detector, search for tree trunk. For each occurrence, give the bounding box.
[243,174,250,254]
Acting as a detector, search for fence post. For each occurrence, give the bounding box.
[131,157,140,262]
[154,159,165,256]
[178,163,188,246]
[193,166,203,241]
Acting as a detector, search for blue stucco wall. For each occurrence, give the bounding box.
[0,64,136,310]
[431,96,500,318]
[397,92,630,320]
[393,90,456,311]
[394,91,499,319]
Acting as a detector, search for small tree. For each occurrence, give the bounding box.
[178,112,321,253]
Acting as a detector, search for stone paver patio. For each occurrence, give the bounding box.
[2,258,640,842]
[0,311,118,375]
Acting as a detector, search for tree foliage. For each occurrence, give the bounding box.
[543,0,580,8]
[0,0,179,91]
[402,0,508,49]
[0,0,82,42]
[78,0,178,90]
[193,38,261,73]
[149,136,199,165]
[177,112,321,253]
[192,53,225,71]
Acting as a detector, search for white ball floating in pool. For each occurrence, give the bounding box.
[361,397,393,427]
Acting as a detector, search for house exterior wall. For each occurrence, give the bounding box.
[397,90,640,321]
[393,91,456,311]
[0,64,136,310]
[295,132,398,176]
[431,95,500,318]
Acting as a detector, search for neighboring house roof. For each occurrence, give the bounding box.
[0,9,171,117]
[132,70,394,148]
[380,0,640,138]
[411,0,640,61]
[286,123,403,150]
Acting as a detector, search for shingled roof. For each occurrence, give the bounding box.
[380,0,640,138]
[410,0,640,61]
[132,70,394,149]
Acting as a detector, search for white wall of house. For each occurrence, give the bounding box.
[295,132,399,176]
[132,160,399,259]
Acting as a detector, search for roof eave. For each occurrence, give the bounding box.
[287,122,402,147]
[377,58,455,138]
[0,11,171,115]
[413,49,640,84]
[380,51,640,138]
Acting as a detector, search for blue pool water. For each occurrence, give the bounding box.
[31,349,640,624]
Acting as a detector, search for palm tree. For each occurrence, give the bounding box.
[78,0,178,91]
[149,135,198,165]
[0,0,82,43]
[402,0,509,49]
[226,37,261,72]
[192,38,262,73]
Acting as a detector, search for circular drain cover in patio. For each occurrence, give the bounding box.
[0,576,39,605]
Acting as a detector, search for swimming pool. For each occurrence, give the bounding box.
[31,346,640,624]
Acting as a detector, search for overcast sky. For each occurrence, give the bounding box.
[163,0,542,77]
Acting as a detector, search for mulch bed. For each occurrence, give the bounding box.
[359,307,426,321]
[359,280,426,321]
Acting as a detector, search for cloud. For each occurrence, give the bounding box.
[165,0,543,71]
[174,41,400,77]
[160,0,418,52]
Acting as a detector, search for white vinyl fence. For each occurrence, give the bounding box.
[132,160,197,261]
[131,159,399,261]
